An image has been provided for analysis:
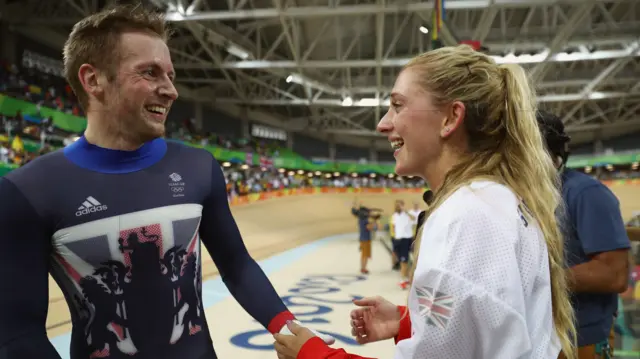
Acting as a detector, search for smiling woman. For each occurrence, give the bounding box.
[274,44,578,359]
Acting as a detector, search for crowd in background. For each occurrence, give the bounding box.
[1,57,639,190]
[1,58,287,165]
[223,165,426,198]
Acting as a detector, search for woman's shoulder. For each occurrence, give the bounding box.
[437,180,520,223]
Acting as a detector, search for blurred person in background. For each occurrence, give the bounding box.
[351,199,383,274]
[537,110,630,359]
[389,199,415,289]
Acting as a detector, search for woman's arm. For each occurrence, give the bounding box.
[394,306,412,343]
[297,306,413,359]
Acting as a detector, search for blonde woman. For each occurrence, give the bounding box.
[273,44,576,359]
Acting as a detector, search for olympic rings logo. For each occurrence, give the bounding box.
[171,187,184,193]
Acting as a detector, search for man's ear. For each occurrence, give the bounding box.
[77,63,105,99]
[440,101,466,138]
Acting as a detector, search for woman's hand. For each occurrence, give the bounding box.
[350,296,401,344]
[273,321,317,359]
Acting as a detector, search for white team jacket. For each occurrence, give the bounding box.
[394,181,561,359]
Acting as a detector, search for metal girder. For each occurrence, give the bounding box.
[529,2,596,82]
[311,118,640,137]
[164,0,615,21]
[209,91,640,107]
[181,74,640,95]
[565,118,640,133]
[561,40,640,123]
[472,1,499,42]
[175,47,640,70]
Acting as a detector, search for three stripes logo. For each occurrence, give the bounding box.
[75,196,108,217]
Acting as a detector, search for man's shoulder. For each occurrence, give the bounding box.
[562,169,612,201]
[165,140,214,159]
[165,140,218,171]
[562,169,600,189]
[4,149,67,185]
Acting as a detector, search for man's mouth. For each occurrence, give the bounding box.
[145,105,167,115]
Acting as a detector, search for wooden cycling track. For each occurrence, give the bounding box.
[45,185,639,338]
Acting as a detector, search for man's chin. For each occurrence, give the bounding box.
[137,125,165,143]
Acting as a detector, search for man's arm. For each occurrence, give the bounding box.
[0,178,61,359]
[568,185,631,293]
[199,161,294,333]
[627,226,640,242]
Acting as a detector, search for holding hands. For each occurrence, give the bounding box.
[273,296,400,358]
[273,321,318,359]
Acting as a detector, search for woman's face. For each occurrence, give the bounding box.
[377,68,448,177]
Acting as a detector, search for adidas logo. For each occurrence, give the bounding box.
[75,196,108,217]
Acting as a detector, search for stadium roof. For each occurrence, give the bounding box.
[2,0,639,151]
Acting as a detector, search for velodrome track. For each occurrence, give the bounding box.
[45,184,639,358]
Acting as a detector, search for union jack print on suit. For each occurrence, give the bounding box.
[415,286,454,330]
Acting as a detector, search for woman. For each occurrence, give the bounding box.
[273,44,577,359]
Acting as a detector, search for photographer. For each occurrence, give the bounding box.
[351,200,383,274]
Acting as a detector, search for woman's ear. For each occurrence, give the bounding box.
[440,101,466,138]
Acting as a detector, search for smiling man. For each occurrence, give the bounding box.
[0,4,331,359]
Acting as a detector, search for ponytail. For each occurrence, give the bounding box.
[401,46,576,358]
[500,64,577,359]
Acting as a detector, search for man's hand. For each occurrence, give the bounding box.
[274,321,318,359]
[279,319,335,345]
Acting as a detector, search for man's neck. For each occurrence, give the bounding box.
[84,113,142,151]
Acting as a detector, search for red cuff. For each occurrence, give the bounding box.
[298,336,333,359]
[394,306,412,344]
[267,310,296,334]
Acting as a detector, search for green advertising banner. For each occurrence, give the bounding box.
[0,94,87,133]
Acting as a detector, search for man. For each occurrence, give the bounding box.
[389,200,414,289]
[0,5,331,359]
[351,200,382,274]
[407,200,422,233]
[537,110,630,358]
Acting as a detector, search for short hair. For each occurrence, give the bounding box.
[536,110,571,160]
[63,4,172,110]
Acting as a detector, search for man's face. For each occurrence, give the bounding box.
[103,31,178,143]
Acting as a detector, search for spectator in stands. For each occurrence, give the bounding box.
[274,45,576,359]
[0,142,9,164]
[537,110,631,358]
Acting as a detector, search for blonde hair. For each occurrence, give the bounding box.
[405,45,576,359]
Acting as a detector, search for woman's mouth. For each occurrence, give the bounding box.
[391,139,404,156]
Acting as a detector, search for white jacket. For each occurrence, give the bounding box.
[395,181,561,359]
